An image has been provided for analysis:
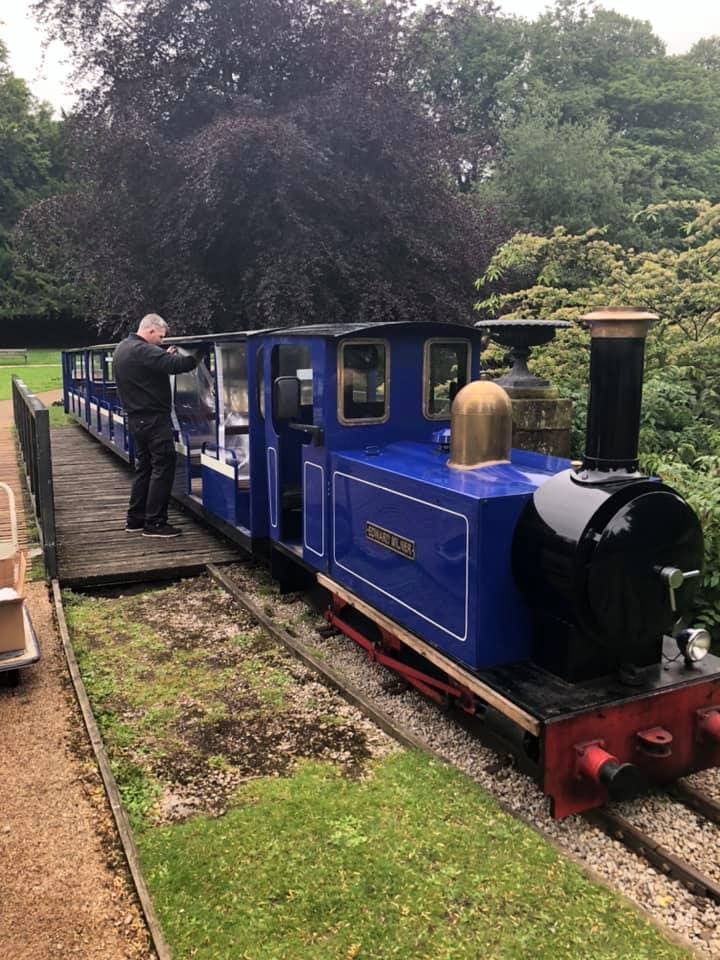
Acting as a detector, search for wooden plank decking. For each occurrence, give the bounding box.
[51,426,239,586]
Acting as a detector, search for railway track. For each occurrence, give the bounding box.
[586,785,720,905]
[207,563,720,914]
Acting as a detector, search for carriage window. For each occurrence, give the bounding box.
[424,340,470,419]
[91,351,113,381]
[218,343,249,446]
[174,347,216,444]
[339,341,388,424]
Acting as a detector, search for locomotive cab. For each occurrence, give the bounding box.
[256,322,568,667]
[254,322,487,572]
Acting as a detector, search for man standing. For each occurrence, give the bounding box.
[113,314,198,537]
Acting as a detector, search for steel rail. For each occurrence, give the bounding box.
[666,782,720,826]
[585,803,720,904]
[206,563,441,758]
[52,580,170,960]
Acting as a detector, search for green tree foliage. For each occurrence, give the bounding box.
[685,36,720,72]
[21,0,504,333]
[518,0,664,122]
[0,40,68,319]
[641,455,720,633]
[475,203,720,630]
[475,112,629,234]
[409,0,720,238]
[406,1,523,186]
[602,58,720,201]
[519,6,720,214]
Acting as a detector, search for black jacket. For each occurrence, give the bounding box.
[113,333,198,416]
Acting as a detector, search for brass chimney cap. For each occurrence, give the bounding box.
[580,307,659,339]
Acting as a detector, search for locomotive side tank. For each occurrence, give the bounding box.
[330,434,567,669]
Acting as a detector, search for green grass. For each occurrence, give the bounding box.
[139,754,690,960]
[0,350,62,401]
[64,593,233,722]
[0,348,62,366]
[47,404,74,427]
[65,589,692,960]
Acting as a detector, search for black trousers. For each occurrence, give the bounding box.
[127,412,176,526]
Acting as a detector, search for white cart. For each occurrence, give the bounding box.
[0,482,40,686]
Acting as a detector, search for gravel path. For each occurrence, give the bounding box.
[224,561,720,958]
[0,582,153,960]
[0,392,153,959]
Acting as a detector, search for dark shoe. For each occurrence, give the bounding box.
[125,521,144,533]
[142,522,182,538]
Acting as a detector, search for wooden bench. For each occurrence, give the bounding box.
[0,348,28,364]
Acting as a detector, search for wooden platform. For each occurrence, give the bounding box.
[51,426,239,586]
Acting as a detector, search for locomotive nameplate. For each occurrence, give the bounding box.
[365,522,416,560]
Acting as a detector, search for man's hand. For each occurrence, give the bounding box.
[166,345,178,355]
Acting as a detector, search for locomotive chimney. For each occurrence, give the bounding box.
[578,307,658,479]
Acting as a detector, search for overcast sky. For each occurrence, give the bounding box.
[3,0,720,114]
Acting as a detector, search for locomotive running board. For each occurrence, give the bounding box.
[316,573,540,736]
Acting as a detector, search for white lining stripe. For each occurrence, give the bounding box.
[332,470,470,642]
[267,447,278,529]
[303,461,325,557]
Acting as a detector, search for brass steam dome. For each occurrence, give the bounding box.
[448,381,512,470]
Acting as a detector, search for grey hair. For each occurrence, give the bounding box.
[138,313,168,333]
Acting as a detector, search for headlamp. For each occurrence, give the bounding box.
[675,628,711,665]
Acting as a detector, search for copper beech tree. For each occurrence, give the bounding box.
[19,0,505,334]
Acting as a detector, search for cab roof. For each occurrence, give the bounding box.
[65,321,481,352]
[247,321,481,340]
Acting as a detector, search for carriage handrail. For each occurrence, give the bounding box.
[10,377,58,579]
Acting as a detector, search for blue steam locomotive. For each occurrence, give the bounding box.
[61,312,720,817]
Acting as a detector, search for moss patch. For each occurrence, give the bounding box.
[64,577,392,826]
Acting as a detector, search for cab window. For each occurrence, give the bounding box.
[339,341,388,424]
[424,340,470,419]
[270,343,314,434]
[271,344,313,407]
